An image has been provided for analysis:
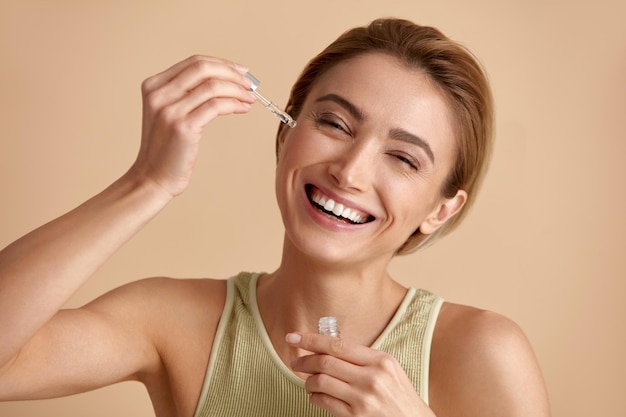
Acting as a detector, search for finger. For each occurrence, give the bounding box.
[291,352,355,382]
[170,77,255,118]
[286,332,373,365]
[185,97,252,130]
[142,57,251,114]
[306,375,352,417]
[308,394,350,417]
[158,58,251,102]
[292,352,372,411]
[143,55,248,93]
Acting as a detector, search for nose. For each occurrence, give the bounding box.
[327,143,374,192]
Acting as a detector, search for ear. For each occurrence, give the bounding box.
[419,190,467,235]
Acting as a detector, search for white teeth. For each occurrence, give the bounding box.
[311,191,367,224]
[346,209,363,223]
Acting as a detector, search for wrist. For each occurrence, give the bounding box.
[120,166,177,205]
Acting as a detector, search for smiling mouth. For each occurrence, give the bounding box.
[305,185,375,225]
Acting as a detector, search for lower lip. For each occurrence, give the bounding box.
[303,189,368,232]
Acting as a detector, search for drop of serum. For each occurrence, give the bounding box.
[318,316,340,337]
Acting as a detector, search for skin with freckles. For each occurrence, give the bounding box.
[0,50,550,417]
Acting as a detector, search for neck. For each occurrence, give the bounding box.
[256,239,407,351]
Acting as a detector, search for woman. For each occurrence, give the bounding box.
[0,18,550,417]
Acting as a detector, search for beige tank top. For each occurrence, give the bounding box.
[193,272,443,417]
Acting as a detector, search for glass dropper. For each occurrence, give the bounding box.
[245,72,297,128]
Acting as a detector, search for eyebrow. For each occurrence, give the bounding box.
[315,93,365,122]
[314,93,435,164]
[390,128,435,163]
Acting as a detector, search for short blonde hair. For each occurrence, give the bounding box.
[277,18,494,254]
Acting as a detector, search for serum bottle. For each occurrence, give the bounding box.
[318,316,340,338]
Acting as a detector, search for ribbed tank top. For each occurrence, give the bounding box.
[193,272,444,417]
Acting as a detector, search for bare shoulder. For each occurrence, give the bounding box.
[428,302,551,417]
[86,276,227,330]
[85,276,228,371]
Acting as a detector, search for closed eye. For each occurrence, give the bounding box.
[314,112,351,135]
[389,153,420,170]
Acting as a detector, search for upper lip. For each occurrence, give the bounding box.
[305,184,376,223]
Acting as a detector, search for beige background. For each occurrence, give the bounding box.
[0,1,624,416]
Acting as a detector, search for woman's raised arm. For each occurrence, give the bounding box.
[0,55,253,399]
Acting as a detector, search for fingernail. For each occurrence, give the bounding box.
[286,333,302,344]
[235,63,248,73]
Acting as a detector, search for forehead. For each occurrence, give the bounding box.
[311,53,450,117]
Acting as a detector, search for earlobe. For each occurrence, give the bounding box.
[419,190,467,235]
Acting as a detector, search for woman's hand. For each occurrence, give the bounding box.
[131,55,255,197]
[287,332,436,417]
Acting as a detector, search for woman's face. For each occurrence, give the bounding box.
[275,52,465,267]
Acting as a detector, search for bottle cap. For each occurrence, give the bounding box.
[245,72,260,92]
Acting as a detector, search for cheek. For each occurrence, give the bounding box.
[274,136,308,202]
[278,130,330,170]
[381,180,441,227]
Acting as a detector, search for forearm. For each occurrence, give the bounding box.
[0,171,172,368]
[0,54,253,374]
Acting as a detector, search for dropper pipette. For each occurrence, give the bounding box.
[245,72,297,128]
